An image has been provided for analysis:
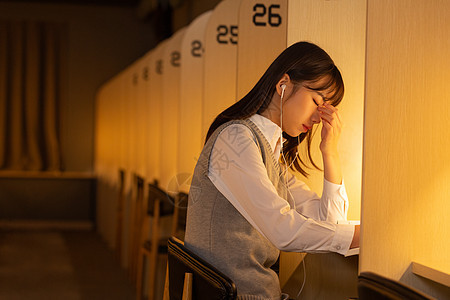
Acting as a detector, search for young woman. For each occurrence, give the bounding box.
[184,41,360,300]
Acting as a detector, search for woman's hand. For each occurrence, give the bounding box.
[318,103,343,156]
[318,103,343,184]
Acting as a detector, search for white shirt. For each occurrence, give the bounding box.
[208,114,355,255]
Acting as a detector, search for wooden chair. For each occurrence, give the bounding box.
[128,175,145,281]
[115,169,126,260]
[170,192,188,241]
[164,236,237,300]
[136,182,175,300]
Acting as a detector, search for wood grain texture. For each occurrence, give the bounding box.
[236,0,287,99]
[135,54,151,179]
[121,66,135,194]
[178,11,212,193]
[202,0,241,142]
[147,41,167,182]
[361,1,450,298]
[287,0,366,221]
[160,28,187,190]
[237,0,290,286]
[281,0,366,292]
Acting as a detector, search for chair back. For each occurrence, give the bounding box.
[115,169,126,258]
[167,237,237,300]
[170,192,188,240]
[148,182,175,217]
[358,272,435,300]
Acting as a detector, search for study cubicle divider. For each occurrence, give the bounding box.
[201,0,241,142]
[361,1,449,298]
[288,1,366,297]
[117,64,133,269]
[94,80,109,245]
[128,54,152,281]
[287,0,366,222]
[160,28,187,194]
[237,0,366,296]
[178,10,212,194]
[95,71,125,250]
[146,41,167,183]
[236,0,291,286]
[136,53,152,180]
[128,61,139,180]
[236,0,288,100]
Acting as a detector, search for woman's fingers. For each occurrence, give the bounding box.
[319,105,341,130]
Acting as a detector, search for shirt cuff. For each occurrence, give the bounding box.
[330,223,355,256]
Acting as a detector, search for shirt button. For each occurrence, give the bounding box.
[335,245,341,250]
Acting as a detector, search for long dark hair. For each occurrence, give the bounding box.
[205,41,344,177]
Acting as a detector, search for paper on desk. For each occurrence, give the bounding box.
[345,247,359,257]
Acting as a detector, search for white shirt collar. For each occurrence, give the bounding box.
[249,114,282,154]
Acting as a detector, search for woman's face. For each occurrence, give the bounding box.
[282,79,331,136]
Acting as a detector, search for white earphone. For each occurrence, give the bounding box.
[279,83,299,178]
[280,83,286,147]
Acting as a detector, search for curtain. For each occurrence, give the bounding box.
[0,20,66,172]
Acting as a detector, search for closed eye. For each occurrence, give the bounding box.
[312,99,319,106]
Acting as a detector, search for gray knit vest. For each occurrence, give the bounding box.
[185,119,289,300]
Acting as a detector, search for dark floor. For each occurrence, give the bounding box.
[0,230,136,300]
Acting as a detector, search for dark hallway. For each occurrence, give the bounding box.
[0,230,135,300]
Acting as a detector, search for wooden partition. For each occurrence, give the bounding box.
[135,53,151,179]
[287,0,366,222]
[361,1,450,298]
[178,11,212,193]
[236,0,366,295]
[94,81,108,244]
[237,0,287,99]
[202,0,241,141]
[129,61,141,179]
[146,41,167,182]
[160,28,187,192]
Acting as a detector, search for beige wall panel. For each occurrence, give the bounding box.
[160,28,187,191]
[361,0,450,297]
[95,73,123,249]
[129,62,141,178]
[121,67,135,193]
[94,83,106,178]
[202,0,241,142]
[147,41,167,182]
[281,0,366,295]
[135,53,152,179]
[236,0,291,286]
[94,82,108,242]
[118,71,126,172]
[178,11,212,193]
[110,74,123,184]
[287,0,366,221]
[237,0,287,99]
[288,0,366,220]
[117,71,127,173]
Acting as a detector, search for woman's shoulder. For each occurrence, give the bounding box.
[215,120,257,146]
